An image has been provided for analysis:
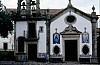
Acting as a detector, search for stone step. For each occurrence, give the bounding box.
[0,61,99,65]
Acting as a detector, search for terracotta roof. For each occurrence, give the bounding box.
[6,9,63,16]
[97,28,100,33]
[7,9,17,13]
[6,8,92,19]
[40,9,62,15]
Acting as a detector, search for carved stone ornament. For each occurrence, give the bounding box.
[61,25,81,35]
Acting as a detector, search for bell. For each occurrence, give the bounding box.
[22,6,25,10]
[32,6,35,11]
[22,2,25,6]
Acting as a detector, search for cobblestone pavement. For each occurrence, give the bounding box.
[0,61,99,65]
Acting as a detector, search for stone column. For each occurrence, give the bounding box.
[17,0,21,16]
[46,10,51,62]
[91,11,98,63]
[36,0,40,16]
[26,0,31,18]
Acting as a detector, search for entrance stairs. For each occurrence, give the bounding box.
[0,61,99,65]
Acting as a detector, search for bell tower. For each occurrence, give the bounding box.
[17,0,40,18]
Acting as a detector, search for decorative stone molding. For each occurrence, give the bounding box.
[61,25,81,35]
[50,54,63,58]
[80,54,92,58]
[37,53,46,58]
[65,15,77,25]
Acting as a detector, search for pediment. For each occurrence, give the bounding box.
[50,5,91,22]
[60,25,82,35]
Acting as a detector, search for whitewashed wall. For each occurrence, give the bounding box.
[37,21,46,53]
[16,21,28,38]
[50,11,92,55]
[0,34,14,51]
[16,21,46,54]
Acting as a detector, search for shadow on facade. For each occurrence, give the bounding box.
[0,51,15,61]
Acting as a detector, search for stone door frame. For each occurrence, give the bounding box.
[62,35,80,62]
[26,41,38,61]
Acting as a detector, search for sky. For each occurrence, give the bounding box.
[1,0,100,14]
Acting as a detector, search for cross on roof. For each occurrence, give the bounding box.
[0,0,1,4]
[68,0,72,7]
[84,27,87,32]
[92,5,95,12]
[55,28,57,33]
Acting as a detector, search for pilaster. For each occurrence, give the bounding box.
[46,10,51,62]
[91,9,98,63]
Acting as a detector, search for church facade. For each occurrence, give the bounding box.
[14,0,99,63]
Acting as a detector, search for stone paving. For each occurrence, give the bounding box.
[0,61,99,65]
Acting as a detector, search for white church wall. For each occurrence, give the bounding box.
[16,21,47,55]
[72,12,92,55]
[16,21,28,38]
[37,21,46,53]
[0,34,14,51]
[50,11,92,56]
[50,16,68,55]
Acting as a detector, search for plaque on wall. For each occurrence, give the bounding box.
[82,27,89,43]
[53,28,60,44]
[80,54,92,58]
[38,53,46,58]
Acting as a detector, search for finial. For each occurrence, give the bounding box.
[84,27,86,32]
[0,0,1,4]
[55,28,57,33]
[68,0,72,7]
[0,0,1,2]
[92,5,95,12]
[47,8,50,13]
